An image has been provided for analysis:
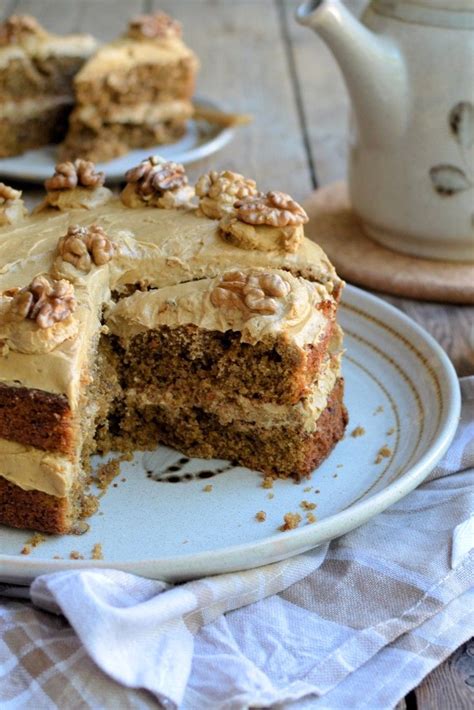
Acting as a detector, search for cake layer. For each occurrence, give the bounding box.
[73,39,198,108]
[122,347,341,434]
[60,117,188,162]
[109,378,347,479]
[0,102,72,157]
[0,53,93,102]
[72,99,194,129]
[0,476,74,534]
[0,383,73,454]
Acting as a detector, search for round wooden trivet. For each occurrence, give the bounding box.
[303,182,474,304]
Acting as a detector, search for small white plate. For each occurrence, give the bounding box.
[0,97,235,184]
[0,286,460,584]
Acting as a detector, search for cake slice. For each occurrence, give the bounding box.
[0,159,346,534]
[0,15,96,157]
[60,12,199,163]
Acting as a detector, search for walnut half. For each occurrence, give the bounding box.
[8,276,76,329]
[0,15,46,46]
[127,12,182,41]
[0,183,21,203]
[210,271,290,316]
[235,191,308,228]
[45,160,105,191]
[196,170,258,220]
[56,224,115,272]
[125,156,188,197]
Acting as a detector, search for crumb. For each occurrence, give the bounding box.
[121,477,127,482]
[20,532,47,556]
[279,512,302,531]
[337,464,343,469]
[375,444,392,464]
[351,426,366,438]
[315,489,320,494]
[53,555,63,560]
[332,473,338,478]
[81,495,99,518]
[300,500,316,510]
[262,476,274,489]
[267,492,275,500]
[182,540,189,544]
[91,543,103,560]
[113,483,118,488]
[69,550,84,560]
[27,532,46,548]
[306,512,317,523]
[95,457,122,492]
[386,427,395,436]
[203,484,213,492]
[304,486,313,492]
[255,511,266,522]
[373,405,384,415]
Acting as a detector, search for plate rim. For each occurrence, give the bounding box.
[0,96,236,184]
[0,285,461,582]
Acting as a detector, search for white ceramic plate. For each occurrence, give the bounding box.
[0,97,235,184]
[0,286,460,584]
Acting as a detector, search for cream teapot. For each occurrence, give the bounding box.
[296,0,474,262]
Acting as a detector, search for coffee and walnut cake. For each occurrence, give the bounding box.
[0,14,96,157]
[0,157,347,534]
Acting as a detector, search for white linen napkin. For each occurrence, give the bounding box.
[1,377,473,710]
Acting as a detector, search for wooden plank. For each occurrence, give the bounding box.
[415,640,474,709]
[0,0,19,21]
[73,0,144,42]
[282,0,367,187]
[151,0,313,201]
[13,0,144,37]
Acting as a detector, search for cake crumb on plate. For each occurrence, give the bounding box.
[375,444,392,464]
[279,512,302,531]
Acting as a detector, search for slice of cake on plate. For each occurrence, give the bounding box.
[0,158,347,534]
[0,14,96,157]
[60,11,199,163]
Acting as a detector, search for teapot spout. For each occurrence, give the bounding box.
[296,0,407,145]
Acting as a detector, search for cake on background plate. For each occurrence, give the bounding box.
[0,157,347,535]
[60,11,199,163]
[0,14,96,157]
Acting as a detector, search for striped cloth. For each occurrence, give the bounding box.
[1,378,473,710]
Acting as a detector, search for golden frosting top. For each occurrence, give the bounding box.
[74,13,198,83]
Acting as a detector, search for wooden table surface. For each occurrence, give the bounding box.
[2,0,473,707]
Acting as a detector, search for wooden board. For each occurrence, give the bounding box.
[304,182,474,304]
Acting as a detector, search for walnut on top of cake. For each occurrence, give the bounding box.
[38,159,112,212]
[121,155,195,209]
[126,11,182,42]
